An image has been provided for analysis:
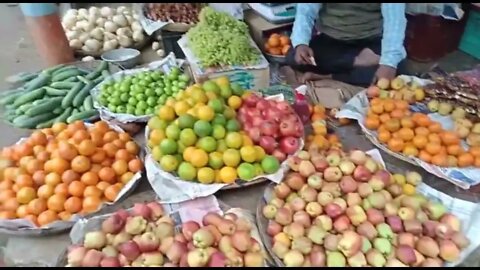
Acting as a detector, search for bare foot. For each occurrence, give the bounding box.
[300,72,332,83]
[354,48,380,67]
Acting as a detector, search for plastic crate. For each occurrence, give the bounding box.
[160,30,185,59]
[459,10,480,60]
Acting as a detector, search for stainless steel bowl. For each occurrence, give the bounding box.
[101,48,141,69]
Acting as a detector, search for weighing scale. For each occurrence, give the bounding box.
[248,3,296,24]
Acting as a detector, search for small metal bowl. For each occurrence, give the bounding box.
[101,48,141,69]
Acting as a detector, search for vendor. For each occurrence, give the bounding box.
[288,3,407,87]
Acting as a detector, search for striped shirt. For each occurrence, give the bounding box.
[291,3,407,68]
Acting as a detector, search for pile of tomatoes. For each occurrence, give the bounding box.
[0,120,143,227]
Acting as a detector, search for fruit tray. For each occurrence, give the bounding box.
[0,123,143,237]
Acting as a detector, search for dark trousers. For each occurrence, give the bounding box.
[286,33,407,87]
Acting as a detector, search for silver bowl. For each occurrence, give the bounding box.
[101,48,141,69]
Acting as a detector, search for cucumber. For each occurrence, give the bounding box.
[83,95,94,111]
[24,74,50,92]
[50,81,77,89]
[53,107,63,114]
[13,87,46,108]
[0,90,25,105]
[42,64,67,75]
[18,73,38,83]
[67,109,98,124]
[54,107,72,123]
[16,102,34,114]
[76,76,90,85]
[52,69,84,82]
[101,70,110,78]
[45,87,68,96]
[5,111,17,123]
[73,82,94,108]
[64,77,79,82]
[61,82,84,108]
[85,61,108,80]
[51,66,78,77]
[25,97,63,116]
[93,76,106,85]
[14,112,56,129]
[36,118,56,129]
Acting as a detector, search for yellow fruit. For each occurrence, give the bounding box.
[242,91,253,99]
[402,184,416,195]
[166,97,176,107]
[254,146,266,162]
[197,106,215,121]
[197,167,215,184]
[183,146,196,162]
[214,170,222,183]
[174,101,191,116]
[150,129,166,145]
[240,146,257,163]
[158,106,176,121]
[393,174,406,185]
[242,135,253,146]
[152,146,163,162]
[191,88,208,104]
[225,132,243,149]
[223,149,241,167]
[219,167,237,184]
[227,96,242,110]
[215,76,230,88]
[190,149,209,168]
[206,92,218,101]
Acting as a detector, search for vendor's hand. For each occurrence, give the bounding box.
[295,45,314,65]
[373,65,397,84]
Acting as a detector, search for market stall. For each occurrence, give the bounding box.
[1,2,480,267]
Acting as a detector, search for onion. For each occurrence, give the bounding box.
[104,21,118,33]
[88,6,100,17]
[103,32,116,41]
[78,32,90,43]
[118,35,132,47]
[90,27,104,40]
[156,49,165,57]
[103,40,118,51]
[78,8,88,19]
[112,14,128,27]
[95,17,106,27]
[82,56,95,62]
[65,9,78,18]
[116,6,127,14]
[69,39,83,49]
[132,31,144,42]
[62,15,77,29]
[116,27,132,37]
[85,39,102,52]
[100,7,113,18]
[83,21,95,32]
[131,21,142,32]
[152,42,160,51]
[66,30,81,40]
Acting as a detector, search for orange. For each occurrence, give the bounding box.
[458,153,474,168]
[431,154,448,167]
[16,205,29,218]
[413,135,428,149]
[83,186,102,198]
[54,183,69,196]
[125,141,139,155]
[414,114,431,127]
[27,198,47,215]
[15,143,33,157]
[379,113,391,124]
[112,160,128,176]
[400,117,414,128]
[16,186,37,204]
[427,133,441,144]
[33,145,45,156]
[0,180,14,192]
[378,130,391,144]
[279,36,290,46]
[403,145,419,157]
[474,157,480,167]
[112,139,125,149]
[371,104,384,114]
[81,171,99,186]
[45,172,62,186]
[37,184,54,199]
[3,198,19,212]
[90,164,102,174]
[64,196,82,213]
[447,155,458,167]
[16,174,34,188]
[103,143,118,158]
[26,159,43,174]
[370,98,382,106]
[101,159,113,167]
[0,211,16,219]
[267,36,280,47]
[62,169,80,184]
[104,185,121,202]
[415,127,429,136]
[120,172,134,184]
[398,128,415,141]
[0,189,15,202]
[365,117,380,130]
[71,156,91,173]
[429,122,443,133]
[30,131,48,146]
[24,214,38,226]
[72,130,90,144]
[103,131,118,144]
[440,131,460,146]
[36,151,50,163]
[90,131,104,147]
[77,140,96,156]
[390,109,405,119]
[385,119,401,132]
[311,113,325,122]
[51,122,67,134]
[94,121,110,134]
[388,138,404,152]
[44,158,70,174]
[119,132,131,143]
[82,196,102,213]
[96,181,111,192]
[425,142,442,155]
[419,150,432,163]
[58,211,72,221]
[91,149,107,164]
[37,210,58,226]
[128,159,143,173]
[470,146,480,158]
[68,181,86,197]
[115,149,131,162]
[383,100,395,113]
[98,167,116,184]
[71,120,86,131]
[47,194,66,212]
[447,145,463,156]
[395,100,409,110]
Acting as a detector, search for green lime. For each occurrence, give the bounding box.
[225,132,243,149]
[148,117,169,130]
[196,136,217,153]
[177,162,197,181]
[208,152,224,170]
[177,141,187,154]
[261,155,280,174]
[223,149,241,167]
[179,128,197,147]
[253,163,264,176]
[193,120,213,137]
[216,139,228,153]
[223,107,236,120]
[160,155,179,172]
[165,124,181,140]
[237,163,256,181]
[160,138,178,155]
[225,119,241,132]
[178,114,197,129]
[212,114,227,126]
[202,80,220,95]
[212,125,226,140]
[220,85,233,98]
[208,99,224,113]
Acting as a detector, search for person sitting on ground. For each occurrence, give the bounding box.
[287,3,408,87]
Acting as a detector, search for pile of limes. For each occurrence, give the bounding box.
[147,77,281,184]
[98,67,190,116]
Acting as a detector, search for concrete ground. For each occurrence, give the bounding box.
[1,3,480,266]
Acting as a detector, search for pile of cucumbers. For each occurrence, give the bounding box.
[0,61,111,129]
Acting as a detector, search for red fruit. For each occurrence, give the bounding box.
[247,127,261,143]
[102,214,125,234]
[279,136,300,155]
[272,149,287,163]
[265,107,281,123]
[131,203,152,220]
[279,120,297,137]
[276,101,290,112]
[251,116,263,127]
[182,221,201,241]
[259,136,277,154]
[261,120,279,137]
[256,99,270,111]
[118,241,141,261]
[244,94,260,107]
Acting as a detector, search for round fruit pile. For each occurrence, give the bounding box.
[66,202,265,267]
[367,76,425,103]
[97,67,191,116]
[264,33,291,57]
[262,148,470,267]
[0,120,143,227]
[147,77,283,184]
[364,97,480,168]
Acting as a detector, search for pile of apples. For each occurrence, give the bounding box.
[262,148,470,267]
[238,93,303,163]
[66,202,265,267]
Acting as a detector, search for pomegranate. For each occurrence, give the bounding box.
[244,94,260,107]
[256,99,270,111]
[247,127,261,143]
[260,136,277,154]
[261,121,279,137]
[280,136,300,155]
[279,120,297,137]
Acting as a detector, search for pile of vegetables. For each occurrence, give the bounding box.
[0,62,110,129]
[62,6,145,54]
[144,3,203,25]
[97,67,191,116]
[186,7,260,68]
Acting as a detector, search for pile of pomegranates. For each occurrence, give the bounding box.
[262,148,470,267]
[238,93,303,162]
[66,202,265,267]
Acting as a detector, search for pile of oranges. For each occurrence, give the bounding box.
[264,33,291,56]
[0,120,143,227]
[306,104,342,151]
[364,98,480,168]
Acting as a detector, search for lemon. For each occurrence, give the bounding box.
[149,129,166,145]
[197,105,215,121]
[254,146,266,162]
[219,166,237,184]
[197,167,215,184]
[158,105,176,121]
[174,101,191,116]
[227,96,242,110]
[393,174,406,185]
[402,184,416,195]
[240,146,257,163]
[225,132,243,149]
[223,149,241,167]
[190,149,209,168]
[183,146,196,162]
